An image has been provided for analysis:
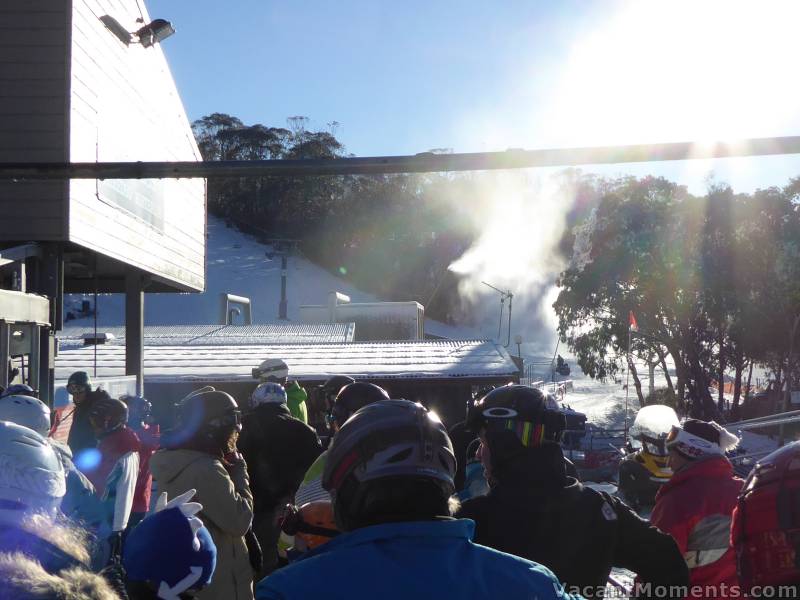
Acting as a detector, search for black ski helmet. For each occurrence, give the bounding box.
[330,382,390,428]
[175,388,241,439]
[467,384,566,447]
[88,393,129,434]
[322,375,356,401]
[323,400,456,497]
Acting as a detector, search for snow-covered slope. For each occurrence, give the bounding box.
[65,215,478,337]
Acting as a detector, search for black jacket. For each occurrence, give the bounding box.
[239,403,322,512]
[66,400,97,457]
[456,442,688,599]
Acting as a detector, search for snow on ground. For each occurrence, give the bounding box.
[65,214,478,337]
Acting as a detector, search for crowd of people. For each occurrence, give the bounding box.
[0,365,797,599]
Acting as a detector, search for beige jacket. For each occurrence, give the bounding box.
[150,449,254,600]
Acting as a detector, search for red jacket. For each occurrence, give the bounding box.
[131,424,159,513]
[86,426,141,496]
[651,456,743,599]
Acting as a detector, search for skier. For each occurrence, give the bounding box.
[0,392,102,529]
[295,382,389,507]
[123,489,218,600]
[312,375,356,437]
[238,381,321,576]
[122,394,160,526]
[85,394,141,565]
[456,384,689,599]
[65,370,98,456]
[252,358,308,422]
[0,421,118,599]
[256,399,584,600]
[652,419,743,599]
[151,387,255,600]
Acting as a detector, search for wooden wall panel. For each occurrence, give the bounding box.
[0,1,69,241]
[68,0,205,292]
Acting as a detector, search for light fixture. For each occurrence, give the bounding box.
[100,15,175,48]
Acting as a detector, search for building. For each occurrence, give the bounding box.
[0,0,205,402]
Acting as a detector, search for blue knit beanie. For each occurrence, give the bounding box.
[123,506,216,596]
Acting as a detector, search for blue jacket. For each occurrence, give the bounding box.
[256,518,583,600]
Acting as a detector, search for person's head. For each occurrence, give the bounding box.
[0,394,51,437]
[665,419,739,472]
[466,384,566,484]
[255,358,289,386]
[0,383,36,399]
[321,375,356,412]
[121,395,153,430]
[88,393,129,438]
[170,388,242,457]
[250,381,287,410]
[322,399,456,532]
[66,371,91,404]
[282,501,339,552]
[123,490,217,599]
[0,421,66,524]
[330,382,389,431]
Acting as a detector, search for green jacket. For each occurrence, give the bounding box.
[285,380,308,424]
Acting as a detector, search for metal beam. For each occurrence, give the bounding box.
[125,273,144,396]
[2,135,800,180]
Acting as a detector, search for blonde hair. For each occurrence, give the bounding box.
[0,553,118,600]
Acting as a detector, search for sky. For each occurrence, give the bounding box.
[147,0,800,194]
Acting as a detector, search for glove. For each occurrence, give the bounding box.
[153,488,204,551]
[245,527,263,573]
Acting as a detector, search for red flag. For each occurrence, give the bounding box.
[628,311,638,331]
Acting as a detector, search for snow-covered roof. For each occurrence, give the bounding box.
[54,340,518,384]
[58,323,355,349]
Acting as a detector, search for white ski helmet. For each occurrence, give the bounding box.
[0,421,65,521]
[251,382,288,408]
[255,358,289,381]
[0,394,51,437]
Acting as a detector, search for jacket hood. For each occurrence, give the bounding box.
[493,441,568,491]
[286,381,307,399]
[658,455,736,499]
[150,449,213,486]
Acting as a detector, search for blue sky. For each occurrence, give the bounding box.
[148,0,800,193]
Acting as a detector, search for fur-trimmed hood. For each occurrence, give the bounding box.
[0,552,119,600]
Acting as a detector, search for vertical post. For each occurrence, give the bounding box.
[279,254,288,320]
[31,244,62,406]
[0,322,9,389]
[125,272,144,396]
[624,324,632,439]
[779,314,800,447]
[29,325,40,393]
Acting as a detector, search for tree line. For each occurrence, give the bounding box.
[554,175,800,420]
[192,113,480,323]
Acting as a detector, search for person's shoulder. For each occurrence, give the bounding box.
[468,542,574,597]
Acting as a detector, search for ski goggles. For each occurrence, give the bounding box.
[208,409,243,431]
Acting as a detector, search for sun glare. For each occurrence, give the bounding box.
[540,0,800,147]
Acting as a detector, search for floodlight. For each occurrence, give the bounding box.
[99,15,175,48]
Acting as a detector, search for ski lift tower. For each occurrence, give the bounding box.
[482,281,514,347]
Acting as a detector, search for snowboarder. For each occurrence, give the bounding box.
[652,419,743,600]
[256,399,584,600]
[151,387,255,600]
[456,384,689,599]
[238,381,321,576]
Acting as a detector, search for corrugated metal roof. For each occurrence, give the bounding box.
[58,323,355,348]
[55,340,518,383]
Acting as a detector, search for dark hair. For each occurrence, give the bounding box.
[333,476,451,532]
